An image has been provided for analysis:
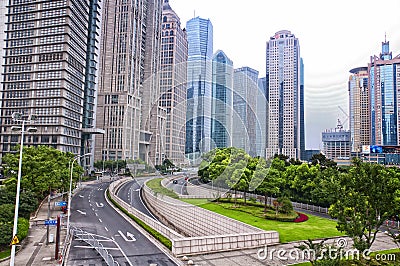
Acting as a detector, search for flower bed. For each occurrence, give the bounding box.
[294,212,309,223]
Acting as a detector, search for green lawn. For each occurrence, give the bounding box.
[181,198,344,243]
[0,249,10,260]
[145,178,179,199]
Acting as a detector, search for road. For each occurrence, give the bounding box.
[164,176,188,195]
[67,181,178,266]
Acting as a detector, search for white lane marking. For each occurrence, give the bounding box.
[95,202,104,208]
[118,230,136,242]
[79,195,84,198]
[95,213,98,216]
[99,218,102,223]
[76,210,86,215]
[73,245,119,250]
[105,227,108,232]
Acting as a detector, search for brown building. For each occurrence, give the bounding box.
[159,0,188,166]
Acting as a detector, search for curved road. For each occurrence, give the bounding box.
[67,181,178,266]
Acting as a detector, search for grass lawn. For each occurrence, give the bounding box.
[145,178,179,199]
[0,249,10,260]
[181,198,344,243]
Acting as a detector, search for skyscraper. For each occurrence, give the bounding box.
[348,67,370,153]
[256,77,267,158]
[185,17,213,163]
[0,1,102,165]
[266,30,303,160]
[95,0,162,163]
[369,39,400,146]
[211,50,233,148]
[232,67,259,156]
[159,0,188,165]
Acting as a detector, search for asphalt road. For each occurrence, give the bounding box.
[164,176,187,195]
[67,181,178,266]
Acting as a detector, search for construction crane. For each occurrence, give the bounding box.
[338,106,349,129]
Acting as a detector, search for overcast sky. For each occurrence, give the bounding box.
[169,0,400,149]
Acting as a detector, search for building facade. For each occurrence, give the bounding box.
[185,16,213,164]
[159,0,188,165]
[94,0,164,164]
[348,67,370,154]
[211,50,233,149]
[232,66,259,156]
[256,77,267,157]
[266,30,303,160]
[0,0,102,165]
[369,39,400,146]
[322,127,351,162]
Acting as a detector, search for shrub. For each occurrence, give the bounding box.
[277,197,293,214]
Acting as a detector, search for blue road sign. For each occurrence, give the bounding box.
[55,201,67,207]
[45,220,57,226]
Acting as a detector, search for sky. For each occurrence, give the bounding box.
[169,0,400,150]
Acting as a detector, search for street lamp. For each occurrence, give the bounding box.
[66,153,91,240]
[10,113,37,266]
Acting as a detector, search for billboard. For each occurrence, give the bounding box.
[362,145,370,154]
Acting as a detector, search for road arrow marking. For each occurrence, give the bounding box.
[96,202,104,208]
[118,230,136,242]
[77,210,86,215]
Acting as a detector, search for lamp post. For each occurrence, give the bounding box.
[66,153,91,240]
[10,113,37,266]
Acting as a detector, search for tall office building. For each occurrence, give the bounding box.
[185,17,213,163]
[159,0,188,165]
[256,77,267,158]
[0,0,102,166]
[348,67,370,153]
[233,67,259,156]
[141,0,164,166]
[94,0,163,163]
[369,39,400,146]
[211,50,233,148]
[266,30,303,160]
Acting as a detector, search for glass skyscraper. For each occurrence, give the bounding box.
[185,17,213,163]
[211,50,233,149]
[369,39,400,146]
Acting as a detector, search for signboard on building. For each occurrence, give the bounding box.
[362,145,370,154]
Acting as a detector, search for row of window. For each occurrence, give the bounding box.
[43,0,67,9]
[8,47,32,56]
[10,30,34,39]
[36,89,61,97]
[37,80,61,89]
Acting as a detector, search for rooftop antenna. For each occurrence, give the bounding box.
[194,10,196,18]
[385,32,387,42]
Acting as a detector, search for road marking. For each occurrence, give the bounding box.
[73,245,119,250]
[135,188,140,192]
[95,202,104,208]
[105,227,108,232]
[118,230,136,242]
[95,213,98,217]
[79,195,84,198]
[99,218,102,223]
[76,210,86,215]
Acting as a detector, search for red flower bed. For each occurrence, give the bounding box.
[294,212,309,223]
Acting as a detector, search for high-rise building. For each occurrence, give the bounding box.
[94,0,163,164]
[185,16,213,164]
[256,77,267,158]
[232,66,259,156]
[266,30,303,160]
[159,0,188,165]
[322,124,351,163]
[369,39,400,146]
[141,0,164,166]
[211,50,233,149]
[0,1,102,166]
[348,67,370,153]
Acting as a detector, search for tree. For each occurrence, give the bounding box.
[2,145,83,200]
[310,153,337,168]
[329,158,400,251]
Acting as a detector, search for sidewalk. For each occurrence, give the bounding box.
[0,195,68,266]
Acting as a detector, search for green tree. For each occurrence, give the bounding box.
[2,145,83,200]
[329,158,400,251]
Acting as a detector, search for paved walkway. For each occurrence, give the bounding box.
[0,194,68,266]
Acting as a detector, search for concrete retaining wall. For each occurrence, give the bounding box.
[109,178,279,256]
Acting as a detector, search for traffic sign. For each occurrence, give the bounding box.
[10,235,19,245]
[45,220,57,226]
[55,201,67,207]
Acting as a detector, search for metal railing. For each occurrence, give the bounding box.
[71,227,120,266]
